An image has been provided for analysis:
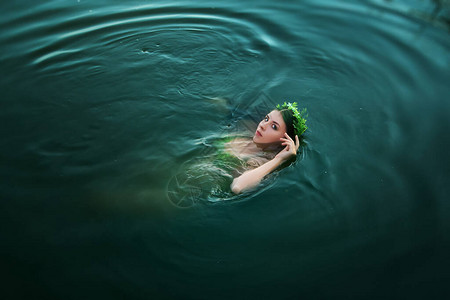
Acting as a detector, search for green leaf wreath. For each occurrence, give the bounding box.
[276,102,308,136]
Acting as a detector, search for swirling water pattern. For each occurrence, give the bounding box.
[1,0,449,299]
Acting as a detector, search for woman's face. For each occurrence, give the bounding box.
[253,110,287,145]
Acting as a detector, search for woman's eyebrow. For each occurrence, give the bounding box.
[268,113,280,126]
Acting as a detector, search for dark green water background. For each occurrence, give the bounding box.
[1,0,450,299]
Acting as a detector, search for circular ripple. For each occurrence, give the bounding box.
[1,5,294,77]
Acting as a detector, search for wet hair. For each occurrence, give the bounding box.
[277,108,296,140]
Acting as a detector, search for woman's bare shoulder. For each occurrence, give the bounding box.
[227,137,250,143]
[223,137,252,148]
[224,137,253,158]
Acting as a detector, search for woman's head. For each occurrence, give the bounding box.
[276,102,308,138]
[252,110,287,145]
[252,102,308,145]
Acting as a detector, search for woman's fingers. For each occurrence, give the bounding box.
[280,133,300,153]
[284,132,293,141]
[280,135,294,143]
[281,134,301,154]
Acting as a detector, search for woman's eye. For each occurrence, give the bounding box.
[264,116,269,122]
[272,124,277,130]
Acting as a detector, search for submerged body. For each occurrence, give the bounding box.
[167,103,306,205]
[228,109,301,194]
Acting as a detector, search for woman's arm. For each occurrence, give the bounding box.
[231,156,283,194]
[231,133,300,194]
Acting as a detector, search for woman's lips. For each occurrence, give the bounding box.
[256,130,262,137]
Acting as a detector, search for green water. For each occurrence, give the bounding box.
[1,0,450,299]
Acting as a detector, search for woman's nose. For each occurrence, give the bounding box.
[259,122,266,130]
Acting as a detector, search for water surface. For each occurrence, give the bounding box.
[1,0,450,299]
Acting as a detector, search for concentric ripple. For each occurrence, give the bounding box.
[1,0,450,298]
[1,4,297,81]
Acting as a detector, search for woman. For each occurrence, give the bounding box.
[228,102,307,194]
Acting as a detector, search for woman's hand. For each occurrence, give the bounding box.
[275,133,300,162]
[231,133,299,194]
